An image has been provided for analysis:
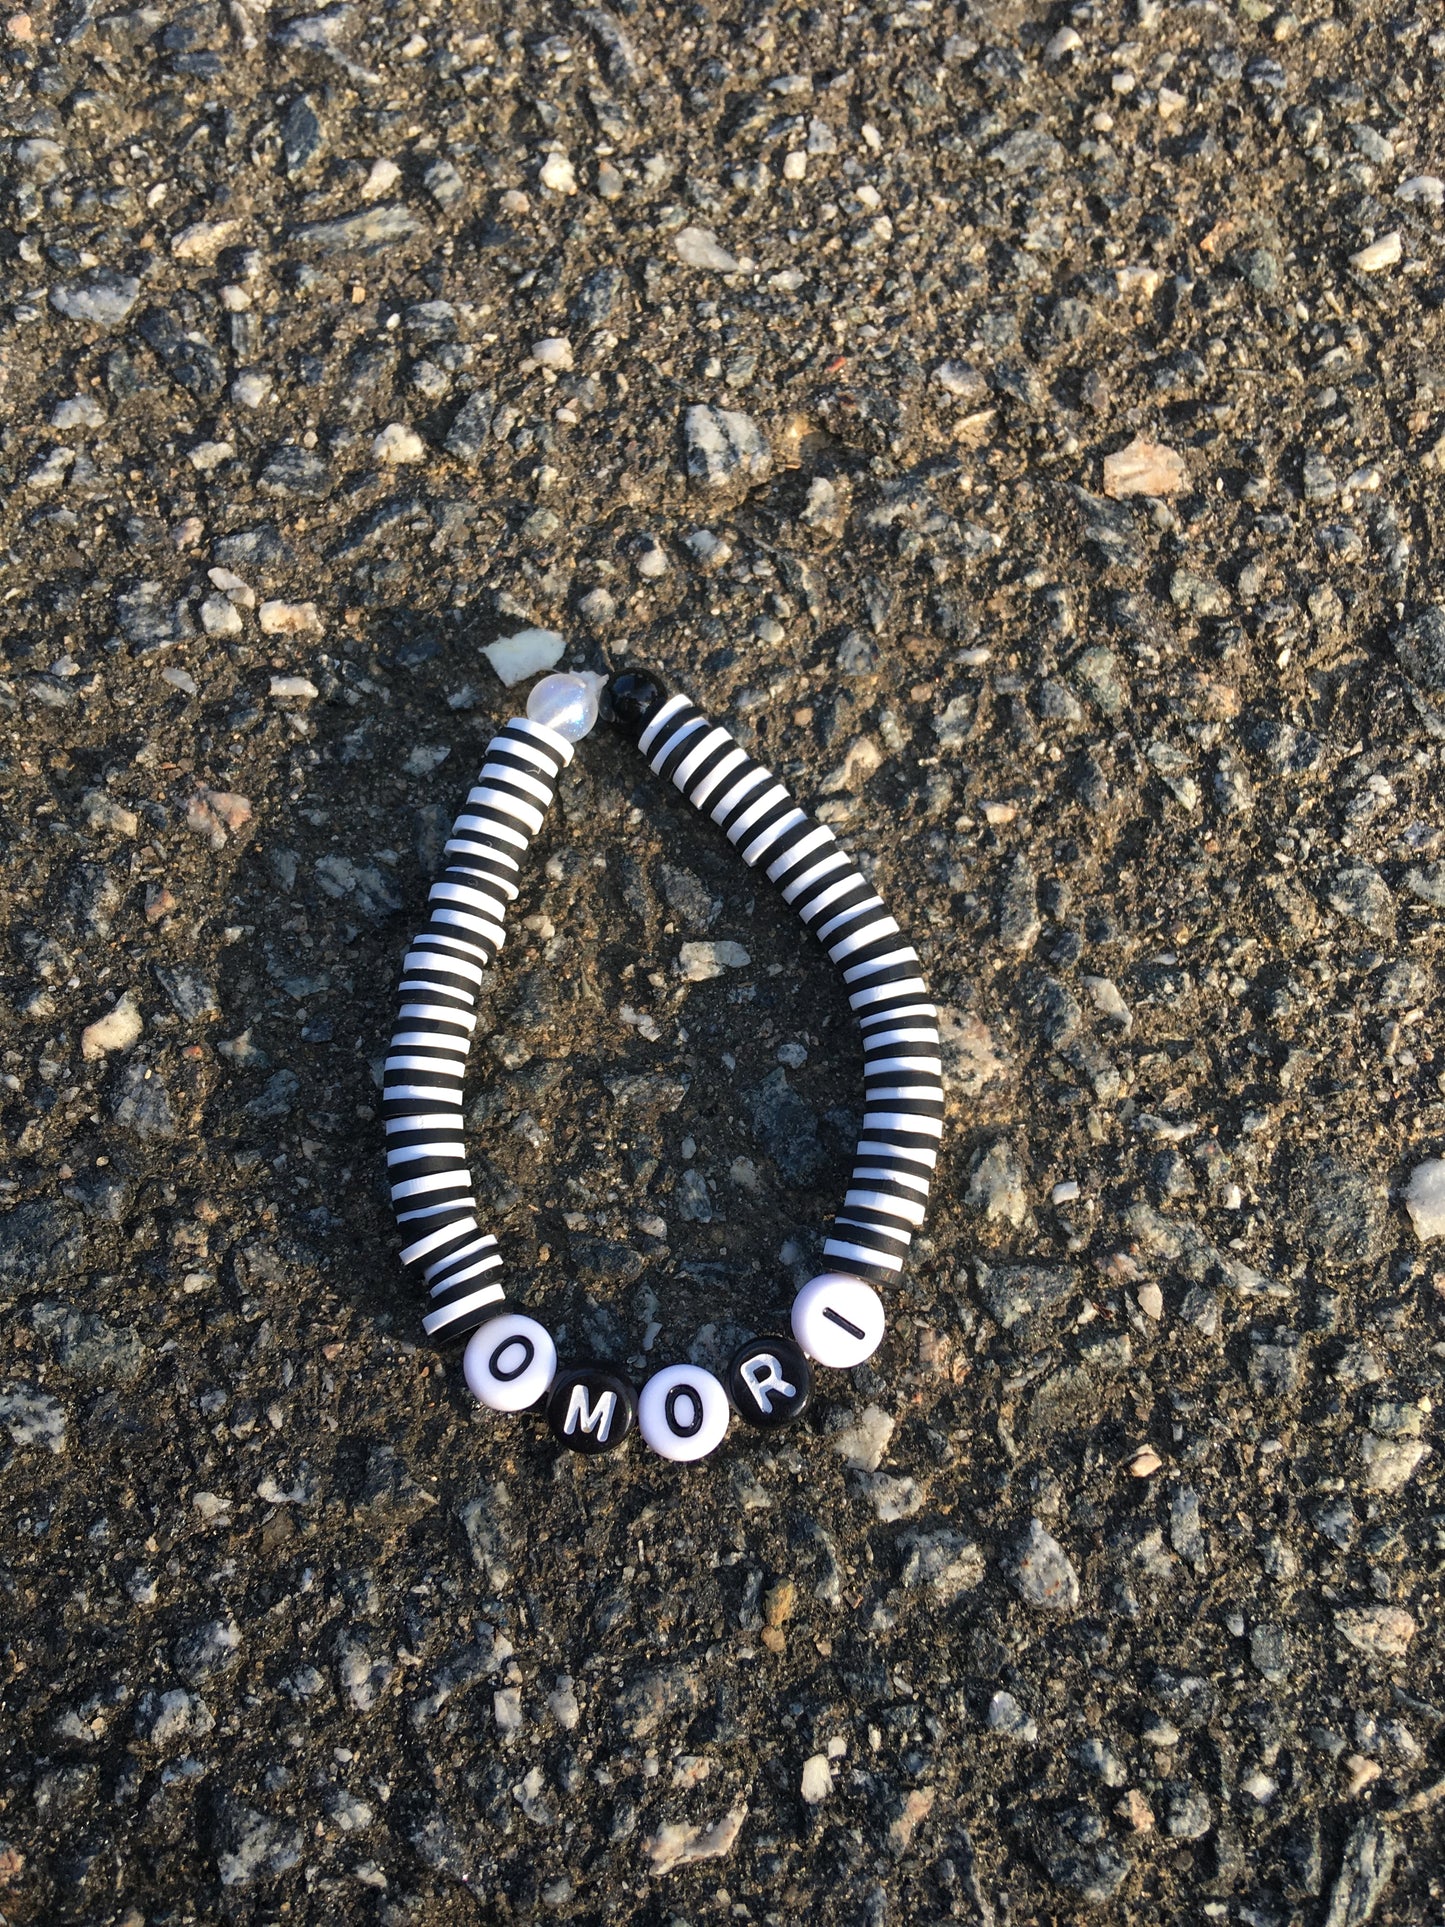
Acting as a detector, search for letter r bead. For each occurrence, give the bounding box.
[726,1334,814,1429]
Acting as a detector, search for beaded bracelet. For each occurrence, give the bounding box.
[383,668,944,1462]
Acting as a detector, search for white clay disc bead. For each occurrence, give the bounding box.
[463,1312,557,1411]
[637,1363,731,1462]
[791,1272,886,1369]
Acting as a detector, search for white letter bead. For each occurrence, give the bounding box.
[463,1313,557,1411]
[791,1273,886,1369]
[637,1364,730,1461]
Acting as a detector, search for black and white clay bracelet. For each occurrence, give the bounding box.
[384,667,944,1462]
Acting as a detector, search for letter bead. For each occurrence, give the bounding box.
[791,1273,886,1369]
[726,1334,813,1429]
[545,1367,637,1454]
[463,1313,557,1412]
[637,1364,730,1462]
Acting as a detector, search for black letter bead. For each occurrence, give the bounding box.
[725,1334,813,1429]
[606,668,668,741]
[546,1367,637,1455]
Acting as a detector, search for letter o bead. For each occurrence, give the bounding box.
[791,1273,886,1369]
[463,1312,557,1412]
[726,1333,813,1429]
[546,1366,637,1454]
[637,1363,730,1462]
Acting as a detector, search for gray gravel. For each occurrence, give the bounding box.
[1,0,1444,1923]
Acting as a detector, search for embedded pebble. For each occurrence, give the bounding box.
[1349,231,1402,273]
[171,219,241,262]
[1115,1790,1154,1832]
[78,792,138,839]
[231,371,271,407]
[425,159,466,209]
[531,335,574,370]
[1082,975,1133,1031]
[173,1617,241,1687]
[1403,862,1445,908]
[1027,1804,1130,1902]
[24,447,73,489]
[685,528,730,564]
[1164,1788,1212,1841]
[898,1529,985,1603]
[997,855,1040,950]
[645,1803,748,1875]
[134,1687,214,1748]
[1403,1160,1445,1242]
[0,1385,67,1453]
[988,1691,1038,1742]
[50,395,105,430]
[372,422,427,464]
[828,1403,894,1473]
[578,586,616,625]
[482,628,565,685]
[539,151,577,195]
[1395,606,1445,691]
[965,1140,1028,1227]
[1358,1434,1430,1492]
[1324,1820,1397,1927]
[258,600,323,636]
[215,1799,301,1888]
[50,271,139,326]
[1006,1521,1081,1611]
[185,788,252,849]
[1103,436,1189,499]
[292,203,421,254]
[81,993,143,1060]
[673,226,742,272]
[189,439,235,474]
[932,358,986,398]
[1334,1607,1417,1660]
[201,595,243,637]
[677,939,749,981]
[363,157,401,199]
[547,1677,580,1729]
[683,404,772,490]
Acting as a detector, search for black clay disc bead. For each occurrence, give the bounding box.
[606,668,668,742]
[546,1366,638,1454]
[725,1333,813,1429]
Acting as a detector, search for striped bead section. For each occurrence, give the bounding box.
[637,694,943,1286]
[385,717,574,1344]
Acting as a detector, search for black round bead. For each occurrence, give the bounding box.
[606,668,668,741]
[546,1366,637,1454]
[725,1334,813,1430]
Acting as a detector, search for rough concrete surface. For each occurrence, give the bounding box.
[0,0,1443,1922]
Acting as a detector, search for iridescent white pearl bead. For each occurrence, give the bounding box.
[791,1273,886,1369]
[463,1312,557,1411]
[525,671,603,742]
[637,1363,730,1461]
